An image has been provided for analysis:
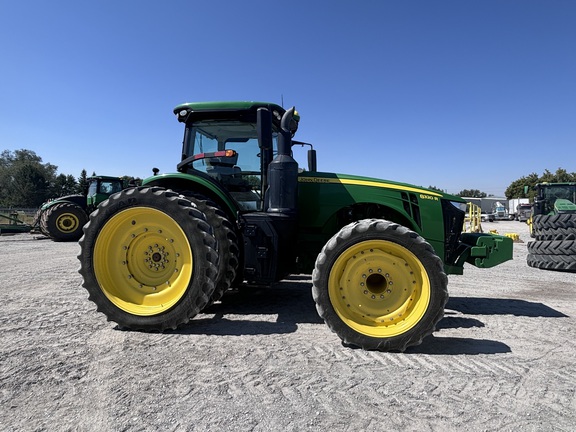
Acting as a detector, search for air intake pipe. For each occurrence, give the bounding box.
[266,107,299,214]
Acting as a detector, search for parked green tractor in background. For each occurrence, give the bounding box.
[78,101,513,351]
[36,176,124,241]
[527,182,576,272]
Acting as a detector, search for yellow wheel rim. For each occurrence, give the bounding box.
[328,240,430,337]
[56,213,80,233]
[94,207,193,316]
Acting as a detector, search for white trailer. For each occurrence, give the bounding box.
[508,198,530,220]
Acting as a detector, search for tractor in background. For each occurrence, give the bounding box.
[35,176,125,241]
[527,182,576,272]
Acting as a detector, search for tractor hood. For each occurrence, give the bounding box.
[554,198,576,214]
[298,171,464,203]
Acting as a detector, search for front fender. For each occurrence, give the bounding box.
[142,173,239,218]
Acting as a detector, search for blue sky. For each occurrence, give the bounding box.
[1,1,575,197]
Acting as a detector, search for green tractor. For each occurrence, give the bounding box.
[78,101,513,351]
[36,176,125,241]
[527,182,576,272]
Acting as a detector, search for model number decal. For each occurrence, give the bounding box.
[420,194,439,201]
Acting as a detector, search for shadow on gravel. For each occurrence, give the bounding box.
[402,296,568,354]
[446,297,568,318]
[172,278,323,336]
[169,281,563,353]
[436,313,485,330]
[405,335,511,355]
[174,317,300,336]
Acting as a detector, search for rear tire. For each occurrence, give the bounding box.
[42,202,88,241]
[178,192,239,305]
[78,187,218,331]
[312,219,448,352]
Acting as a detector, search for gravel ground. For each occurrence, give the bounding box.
[1,220,575,431]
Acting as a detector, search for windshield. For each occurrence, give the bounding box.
[542,185,576,203]
[182,120,278,211]
[184,121,270,173]
[99,180,123,194]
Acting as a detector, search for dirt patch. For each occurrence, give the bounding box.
[1,220,575,431]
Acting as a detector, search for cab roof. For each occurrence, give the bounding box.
[173,101,286,123]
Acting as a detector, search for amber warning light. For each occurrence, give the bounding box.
[192,150,237,161]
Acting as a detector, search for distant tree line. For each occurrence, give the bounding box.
[428,186,490,197]
[429,168,576,201]
[504,168,576,201]
[0,149,138,208]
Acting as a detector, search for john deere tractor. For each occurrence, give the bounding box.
[527,182,576,272]
[78,101,513,351]
[36,176,124,241]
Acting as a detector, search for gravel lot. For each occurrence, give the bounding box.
[1,220,575,431]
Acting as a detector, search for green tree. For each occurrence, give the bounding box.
[77,169,89,194]
[456,189,487,198]
[120,176,142,187]
[427,185,445,193]
[504,172,539,200]
[51,173,78,197]
[0,149,58,207]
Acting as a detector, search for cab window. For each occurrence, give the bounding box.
[183,120,278,210]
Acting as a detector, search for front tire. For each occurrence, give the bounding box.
[78,187,218,331]
[312,219,448,352]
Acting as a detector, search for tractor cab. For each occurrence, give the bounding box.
[86,176,124,210]
[173,101,307,212]
[533,182,576,216]
[177,119,270,210]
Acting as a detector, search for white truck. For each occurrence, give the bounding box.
[508,198,530,221]
[492,201,509,220]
